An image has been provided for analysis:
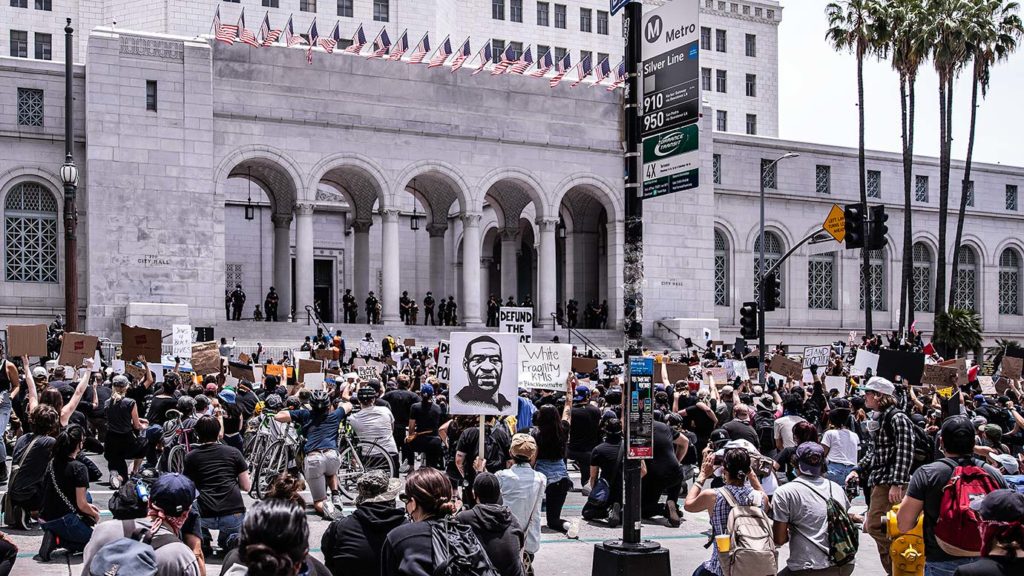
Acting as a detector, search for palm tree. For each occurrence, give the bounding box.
[826,0,882,334]
[949,0,1024,303]
[934,307,983,357]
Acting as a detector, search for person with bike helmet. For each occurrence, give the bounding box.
[275,387,353,520]
[349,385,399,475]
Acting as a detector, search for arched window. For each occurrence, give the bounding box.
[754,231,784,308]
[999,248,1020,315]
[860,249,887,311]
[953,247,978,311]
[4,182,58,283]
[912,242,932,312]
[714,229,729,306]
[808,251,836,309]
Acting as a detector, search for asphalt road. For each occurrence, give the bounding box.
[2,452,884,576]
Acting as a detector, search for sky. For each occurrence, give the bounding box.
[777,1,1024,167]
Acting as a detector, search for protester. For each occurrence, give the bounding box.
[821,400,860,486]
[953,490,1024,576]
[455,472,526,576]
[349,385,399,473]
[321,471,406,576]
[38,425,100,561]
[220,499,330,576]
[6,405,60,530]
[381,467,460,576]
[497,433,546,573]
[183,415,250,553]
[104,374,149,489]
[532,373,580,538]
[722,403,759,448]
[405,383,445,470]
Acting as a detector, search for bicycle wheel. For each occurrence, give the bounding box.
[248,434,268,468]
[167,445,186,474]
[254,439,287,499]
[337,441,396,501]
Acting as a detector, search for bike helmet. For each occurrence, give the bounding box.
[176,395,196,416]
[264,394,284,412]
[285,395,302,410]
[310,390,331,411]
[357,386,377,404]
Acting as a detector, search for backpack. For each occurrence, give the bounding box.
[718,489,778,576]
[1003,475,1024,495]
[883,411,935,471]
[109,471,161,520]
[793,479,859,566]
[430,518,501,576]
[934,458,1001,557]
[754,411,776,455]
[484,420,512,473]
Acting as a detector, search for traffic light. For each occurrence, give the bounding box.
[740,301,759,340]
[763,272,782,311]
[868,205,888,250]
[845,203,865,249]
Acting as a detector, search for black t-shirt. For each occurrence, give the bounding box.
[235,389,259,419]
[409,402,442,434]
[222,403,243,435]
[41,457,89,521]
[183,443,248,517]
[535,420,570,461]
[106,397,137,435]
[954,556,1024,576]
[722,419,759,447]
[569,404,603,452]
[84,385,112,419]
[146,395,178,425]
[683,405,716,438]
[10,433,56,501]
[383,390,420,424]
[648,421,682,480]
[590,438,621,483]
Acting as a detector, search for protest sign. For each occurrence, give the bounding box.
[357,364,380,381]
[404,338,416,347]
[252,365,263,383]
[7,324,47,357]
[877,349,926,386]
[190,341,221,376]
[357,340,381,358]
[121,324,162,362]
[229,361,255,382]
[449,332,519,416]
[58,333,99,367]
[653,362,689,385]
[314,349,333,361]
[498,307,534,343]
[148,363,165,383]
[802,367,826,384]
[124,363,147,382]
[728,360,750,382]
[769,354,803,382]
[112,360,126,374]
[922,364,958,388]
[852,349,879,376]
[825,376,846,395]
[803,346,831,369]
[238,352,252,364]
[293,351,310,361]
[939,358,969,387]
[265,364,285,378]
[172,325,192,359]
[978,376,997,396]
[436,341,451,383]
[708,367,729,386]
[299,359,323,382]
[572,357,599,375]
[518,343,572,390]
[1002,356,1023,380]
[304,373,325,391]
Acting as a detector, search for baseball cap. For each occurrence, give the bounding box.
[752,386,764,395]
[205,383,218,393]
[721,385,734,396]
[573,384,591,403]
[972,416,988,429]
[32,366,47,379]
[990,454,1019,474]
[88,538,158,576]
[863,376,895,396]
[218,389,237,405]
[969,489,1024,521]
[420,383,434,397]
[796,442,826,477]
[355,470,402,505]
[150,473,197,516]
[940,415,975,441]
[510,433,537,459]
[710,429,731,449]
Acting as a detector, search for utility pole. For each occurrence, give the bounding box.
[60,18,79,332]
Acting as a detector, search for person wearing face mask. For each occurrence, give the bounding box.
[320,471,406,576]
[954,490,1024,576]
[381,468,461,576]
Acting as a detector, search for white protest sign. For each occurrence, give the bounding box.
[172,325,192,359]
[357,365,380,381]
[449,332,519,416]
[802,367,826,384]
[252,365,263,383]
[518,343,572,390]
[112,360,126,374]
[358,340,381,358]
[148,363,165,383]
[731,360,751,382]
[304,373,325,391]
[825,376,847,395]
[852,349,879,376]
[435,340,451,383]
[803,346,831,369]
[498,307,534,343]
[293,351,311,361]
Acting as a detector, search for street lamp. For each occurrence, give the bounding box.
[758,152,799,387]
[244,168,255,220]
[62,18,79,333]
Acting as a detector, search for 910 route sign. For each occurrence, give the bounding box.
[641,0,700,139]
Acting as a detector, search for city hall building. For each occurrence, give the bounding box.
[3,0,1024,346]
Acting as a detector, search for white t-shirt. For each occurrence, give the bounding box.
[349,405,398,455]
[821,428,860,466]
[774,414,807,449]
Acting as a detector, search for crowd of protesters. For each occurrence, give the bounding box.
[0,324,1022,576]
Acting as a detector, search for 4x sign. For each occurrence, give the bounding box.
[823,204,846,243]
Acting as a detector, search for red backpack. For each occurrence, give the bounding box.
[934,458,1001,557]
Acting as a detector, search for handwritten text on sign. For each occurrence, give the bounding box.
[518,343,572,391]
[498,307,534,343]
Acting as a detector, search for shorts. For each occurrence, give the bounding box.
[304,449,341,501]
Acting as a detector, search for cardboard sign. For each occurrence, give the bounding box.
[572,357,599,375]
[304,373,325,391]
[852,349,879,377]
[708,367,729,386]
[190,341,221,376]
[436,340,451,383]
[654,362,690,385]
[877,349,926,386]
[124,363,147,382]
[802,367,826,384]
[148,363,165,383]
[58,333,99,367]
[769,354,803,382]
[825,376,847,395]
[404,338,416,347]
[356,365,380,381]
[518,343,572,390]
[172,325,192,359]
[299,358,323,382]
[803,346,831,369]
[238,352,252,365]
[121,324,162,362]
[112,360,126,374]
[922,364,958,388]
[229,361,255,382]
[314,349,333,361]
[449,332,519,416]
[7,324,47,357]
[498,307,534,343]
[978,375,997,396]
[1002,356,1023,380]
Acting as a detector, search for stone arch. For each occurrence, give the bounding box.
[992,237,1024,268]
[745,222,795,253]
[307,154,389,221]
[477,167,549,220]
[550,173,624,223]
[0,171,65,285]
[957,234,989,267]
[392,160,472,216]
[216,145,304,214]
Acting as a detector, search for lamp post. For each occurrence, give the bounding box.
[61,18,79,332]
[758,152,798,387]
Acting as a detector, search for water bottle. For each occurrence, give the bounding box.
[136,480,150,503]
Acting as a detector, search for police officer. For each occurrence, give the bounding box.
[446,296,458,326]
[366,291,380,324]
[423,291,436,326]
[264,287,280,322]
[399,291,411,324]
[230,284,246,321]
[342,289,357,323]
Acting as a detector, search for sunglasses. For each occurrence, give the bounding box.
[398,493,411,504]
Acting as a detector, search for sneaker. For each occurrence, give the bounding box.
[400,462,411,474]
[566,518,580,540]
[581,486,591,498]
[320,499,336,520]
[109,472,122,490]
[607,503,622,528]
[331,492,345,510]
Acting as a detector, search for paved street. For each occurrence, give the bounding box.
[2,452,884,576]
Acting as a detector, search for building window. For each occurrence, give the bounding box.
[718,1,725,10]
[17,87,43,127]
[554,46,566,62]
[761,159,777,190]
[337,0,352,17]
[4,182,58,283]
[965,180,975,207]
[745,73,756,97]
[701,67,711,91]
[11,0,28,8]
[225,263,243,291]
[745,114,757,135]
[755,7,762,17]
[537,1,549,26]
[715,69,726,93]
[146,80,157,111]
[580,8,592,32]
[713,153,722,185]
[580,50,592,64]
[953,246,978,311]
[300,0,316,12]
[816,165,831,195]
[706,0,712,7]
[492,0,505,20]
[767,9,775,19]
[912,242,933,312]
[701,26,711,49]
[597,52,608,65]
[537,45,550,60]
[808,252,836,310]
[860,249,887,311]
[509,41,523,60]
[491,39,505,63]
[716,110,727,132]
[1007,185,1018,211]
[746,34,756,55]
[555,4,566,28]
[373,0,388,21]
[731,2,738,12]
[1000,249,1021,315]
[34,32,51,60]
[714,229,729,306]
[10,30,28,58]
[754,232,784,307]
[510,0,522,22]
[867,170,881,198]
[597,10,609,35]
[34,0,50,9]
[263,0,279,6]
[716,29,726,52]
[915,175,929,202]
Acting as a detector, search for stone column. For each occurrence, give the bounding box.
[427,223,448,299]
[499,227,519,301]
[381,209,401,324]
[564,228,575,307]
[480,257,493,319]
[461,213,483,325]
[272,214,293,321]
[294,204,315,321]
[538,218,558,324]
[352,220,372,316]
[606,220,625,329]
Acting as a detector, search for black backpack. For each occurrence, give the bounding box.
[109,471,161,520]
[883,411,935,471]
[755,410,776,454]
[430,519,500,576]
[483,420,512,473]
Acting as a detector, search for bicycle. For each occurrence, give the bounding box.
[160,410,195,474]
[251,421,303,499]
[243,409,289,467]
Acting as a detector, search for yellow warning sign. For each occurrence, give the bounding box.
[823,204,846,243]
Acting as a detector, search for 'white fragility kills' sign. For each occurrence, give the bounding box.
[498,307,534,343]
[518,343,572,391]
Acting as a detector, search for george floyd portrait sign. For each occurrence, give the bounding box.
[448,332,519,416]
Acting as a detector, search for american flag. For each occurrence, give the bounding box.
[449,38,472,72]
[259,12,281,47]
[427,35,452,68]
[238,9,260,48]
[549,53,572,87]
[570,53,593,87]
[213,6,237,45]
[606,59,625,91]
[319,21,340,54]
[284,14,305,47]
[343,24,367,54]
[593,57,612,85]
[490,43,517,74]
[408,32,430,64]
[388,29,409,61]
[508,46,533,74]
[528,48,553,77]
[368,27,391,58]
[306,19,319,64]
[470,42,492,75]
